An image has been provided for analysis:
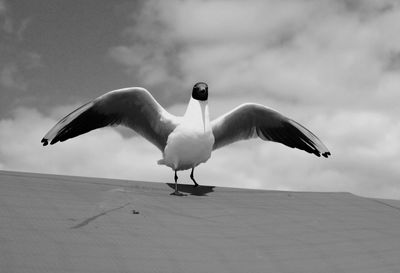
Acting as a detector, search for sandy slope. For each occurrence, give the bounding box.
[1,170,400,273]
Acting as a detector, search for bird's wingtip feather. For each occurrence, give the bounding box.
[322,151,331,158]
[41,138,49,146]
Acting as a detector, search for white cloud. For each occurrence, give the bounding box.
[109,0,400,110]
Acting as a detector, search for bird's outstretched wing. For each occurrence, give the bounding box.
[211,103,331,157]
[41,87,179,151]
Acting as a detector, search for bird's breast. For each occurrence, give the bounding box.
[161,125,215,171]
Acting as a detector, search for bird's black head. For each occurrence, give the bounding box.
[192,82,208,101]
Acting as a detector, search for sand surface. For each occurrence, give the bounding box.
[1,170,400,273]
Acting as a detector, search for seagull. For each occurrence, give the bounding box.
[42,82,330,195]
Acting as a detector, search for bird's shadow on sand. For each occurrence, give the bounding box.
[166,183,215,196]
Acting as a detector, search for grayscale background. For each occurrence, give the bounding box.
[1,0,399,199]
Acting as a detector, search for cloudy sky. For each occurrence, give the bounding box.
[1,0,400,199]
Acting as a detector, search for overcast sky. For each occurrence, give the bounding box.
[1,0,400,199]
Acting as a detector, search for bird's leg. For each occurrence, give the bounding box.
[190,168,199,187]
[171,170,184,196]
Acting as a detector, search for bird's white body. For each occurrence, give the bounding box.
[158,98,214,171]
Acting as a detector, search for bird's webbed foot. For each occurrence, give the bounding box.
[171,190,186,196]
